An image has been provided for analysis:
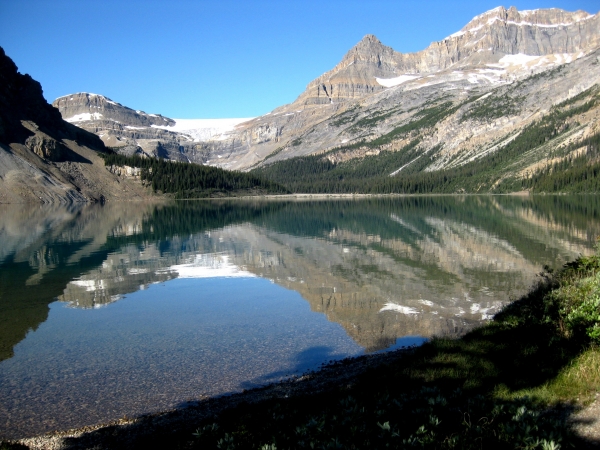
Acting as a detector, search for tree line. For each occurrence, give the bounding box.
[252,94,600,195]
[102,153,288,198]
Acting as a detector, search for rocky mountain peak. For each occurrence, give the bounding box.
[341,34,397,68]
[291,34,401,106]
[455,5,596,35]
[349,34,384,55]
[53,93,175,128]
[360,34,380,43]
[287,6,599,109]
[434,6,600,70]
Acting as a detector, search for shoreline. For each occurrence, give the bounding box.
[177,191,538,201]
[5,191,596,206]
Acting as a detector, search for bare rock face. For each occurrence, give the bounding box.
[24,134,67,161]
[0,46,110,155]
[0,47,72,146]
[53,93,174,128]
[292,7,600,107]
[421,6,600,70]
[52,93,206,161]
[294,35,401,106]
[52,93,183,153]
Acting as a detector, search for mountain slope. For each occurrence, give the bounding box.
[233,6,600,173]
[0,47,156,204]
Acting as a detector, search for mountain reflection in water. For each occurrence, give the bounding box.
[1,196,599,360]
[0,196,599,438]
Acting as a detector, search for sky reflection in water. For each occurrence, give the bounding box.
[0,277,361,438]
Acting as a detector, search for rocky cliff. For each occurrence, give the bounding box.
[52,93,191,159]
[53,92,174,128]
[0,48,101,157]
[291,6,600,107]
[52,93,253,161]
[0,46,156,203]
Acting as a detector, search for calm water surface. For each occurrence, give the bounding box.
[1,196,599,438]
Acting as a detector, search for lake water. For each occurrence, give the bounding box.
[1,196,599,439]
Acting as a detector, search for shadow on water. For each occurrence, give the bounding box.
[239,345,350,390]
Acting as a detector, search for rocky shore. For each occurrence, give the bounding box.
[11,348,415,450]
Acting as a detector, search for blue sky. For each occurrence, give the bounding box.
[1,0,598,118]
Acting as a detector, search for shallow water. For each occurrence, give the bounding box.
[0,278,363,436]
[0,196,598,438]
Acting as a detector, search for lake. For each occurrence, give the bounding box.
[1,195,599,439]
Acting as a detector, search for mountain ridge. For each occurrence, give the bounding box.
[290,6,599,108]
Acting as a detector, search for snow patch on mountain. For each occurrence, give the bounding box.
[375,75,420,87]
[65,112,104,122]
[487,53,585,71]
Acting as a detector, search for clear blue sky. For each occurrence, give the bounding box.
[1,0,598,118]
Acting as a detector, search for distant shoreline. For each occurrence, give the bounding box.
[176,191,538,201]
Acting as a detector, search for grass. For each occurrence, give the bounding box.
[495,347,600,405]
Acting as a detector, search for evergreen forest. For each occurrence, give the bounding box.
[102,153,288,198]
[252,88,600,194]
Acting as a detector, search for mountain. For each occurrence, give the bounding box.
[0,47,157,204]
[292,7,599,106]
[54,92,175,128]
[229,5,600,173]
[52,93,252,161]
[53,6,600,193]
[53,92,187,160]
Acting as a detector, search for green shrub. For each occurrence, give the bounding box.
[549,267,600,343]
